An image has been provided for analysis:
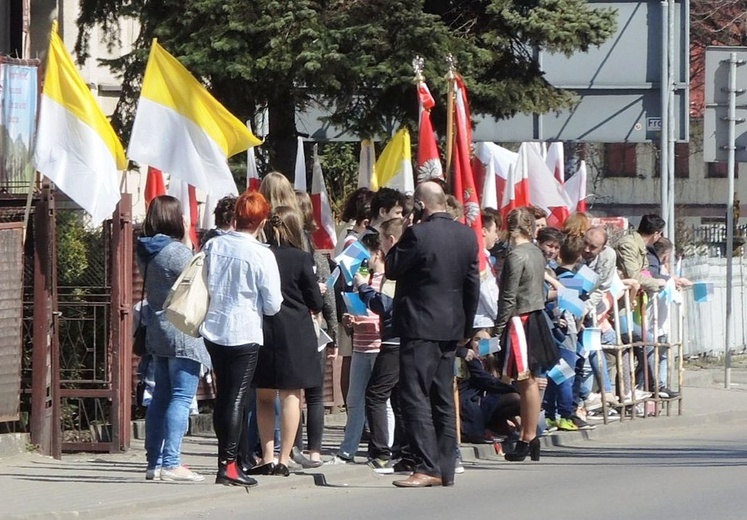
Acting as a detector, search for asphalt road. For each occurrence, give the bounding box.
[124,421,747,520]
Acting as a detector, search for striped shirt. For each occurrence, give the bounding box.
[352,272,383,353]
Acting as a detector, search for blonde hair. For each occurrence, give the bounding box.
[259,172,300,210]
[266,206,306,251]
[505,207,535,240]
[562,211,591,238]
[295,190,318,233]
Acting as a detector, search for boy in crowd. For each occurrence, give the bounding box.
[354,219,410,473]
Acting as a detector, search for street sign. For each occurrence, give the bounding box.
[647,117,662,132]
[703,46,747,163]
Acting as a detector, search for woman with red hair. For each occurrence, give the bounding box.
[200,191,283,487]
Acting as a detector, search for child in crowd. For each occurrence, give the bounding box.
[544,235,590,431]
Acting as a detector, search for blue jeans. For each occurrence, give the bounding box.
[545,347,577,420]
[145,356,201,469]
[574,331,613,407]
[339,351,388,458]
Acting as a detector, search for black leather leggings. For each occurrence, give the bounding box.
[206,341,260,462]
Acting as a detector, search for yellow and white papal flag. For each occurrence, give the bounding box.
[371,128,414,194]
[128,40,261,198]
[34,21,126,225]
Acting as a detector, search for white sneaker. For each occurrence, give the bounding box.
[145,467,161,481]
[160,466,204,482]
[584,393,603,411]
[454,458,465,474]
[324,455,354,466]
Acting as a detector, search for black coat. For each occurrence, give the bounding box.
[385,212,480,341]
[254,245,324,390]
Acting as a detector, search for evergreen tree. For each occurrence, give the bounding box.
[76,0,616,178]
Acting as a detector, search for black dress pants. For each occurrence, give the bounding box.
[365,344,402,460]
[206,341,260,462]
[399,338,457,481]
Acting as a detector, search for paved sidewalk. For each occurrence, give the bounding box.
[1,381,745,519]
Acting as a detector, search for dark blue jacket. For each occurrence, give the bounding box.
[357,282,396,343]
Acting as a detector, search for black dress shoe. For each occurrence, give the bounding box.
[248,462,275,475]
[272,463,290,476]
[215,461,258,487]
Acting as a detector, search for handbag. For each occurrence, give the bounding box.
[163,251,209,337]
[133,262,149,356]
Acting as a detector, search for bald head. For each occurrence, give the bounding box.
[414,181,447,217]
[582,226,608,262]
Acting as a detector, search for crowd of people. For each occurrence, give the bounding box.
[135,173,688,488]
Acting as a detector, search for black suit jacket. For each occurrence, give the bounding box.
[385,212,480,341]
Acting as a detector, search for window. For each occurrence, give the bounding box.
[604,143,637,177]
[706,162,738,178]
[653,143,690,178]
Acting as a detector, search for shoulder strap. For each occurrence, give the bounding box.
[136,261,149,330]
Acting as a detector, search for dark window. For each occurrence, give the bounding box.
[653,143,690,178]
[706,162,738,178]
[605,143,637,177]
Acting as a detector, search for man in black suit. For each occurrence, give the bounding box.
[385,181,480,487]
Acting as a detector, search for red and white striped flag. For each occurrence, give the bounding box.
[310,146,337,251]
[357,140,375,189]
[474,142,519,210]
[565,160,588,212]
[415,81,443,184]
[168,179,199,249]
[246,121,261,192]
[518,142,572,227]
[144,166,166,207]
[546,142,565,185]
[294,137,307,192]
[500,164,518,221]
[452,74,486,270]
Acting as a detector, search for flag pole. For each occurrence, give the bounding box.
[444,54,457,192]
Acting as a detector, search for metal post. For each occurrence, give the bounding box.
[725,53,737,389]
[660,1,669,222]
[667,0,676,244]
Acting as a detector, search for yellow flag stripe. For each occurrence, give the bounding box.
[372,128,411,190]
[42,22,126,170]
[140,41,261,157]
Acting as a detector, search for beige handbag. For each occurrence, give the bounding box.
[164,252,209,337]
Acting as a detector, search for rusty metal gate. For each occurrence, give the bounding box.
[52,192,133,453]
[4,188,134,457]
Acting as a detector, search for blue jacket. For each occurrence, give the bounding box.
[357,282,397,343]
[136,235,211,367]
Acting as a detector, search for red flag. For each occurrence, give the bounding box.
[546,142,565,185]
[168,179,199,249]
[452,74,486,271]
[310,148,337,250]
[565,160,588,212]
[144,167,166,206]
[416,82,443,184]
[518,143,572,227]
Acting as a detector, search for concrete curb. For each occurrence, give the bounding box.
[462,401,747,461]
[1,463,374,520]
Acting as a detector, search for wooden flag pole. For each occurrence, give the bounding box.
[444,54,457,192]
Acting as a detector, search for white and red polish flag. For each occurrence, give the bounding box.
[246,120,261,192]
[565,159,588,212]
[518,142,572,227]
[357,140,375,189]
[168,179,199,249]
[474,142,519,210]
[310,146,337,251]
[144,166,166,206]
[294,137,307,192]
[415,81,443,184]
[546,142,565,185]
[452,74,486,270]
[500,164,518,221]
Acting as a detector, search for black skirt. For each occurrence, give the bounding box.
[498,310,559,381]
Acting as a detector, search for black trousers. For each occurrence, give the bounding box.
[399,338,457,481]
[206,341,260,462]
[295,352,326,452]
[365,344,404,460]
